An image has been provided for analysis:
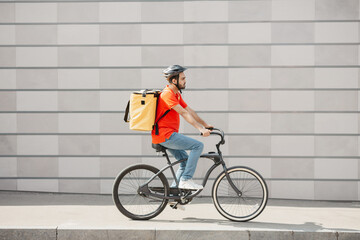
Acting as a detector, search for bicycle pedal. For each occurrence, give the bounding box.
[169,203,177,209]
[169,203,185,211]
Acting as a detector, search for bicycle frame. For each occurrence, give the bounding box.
[139,128,243,200]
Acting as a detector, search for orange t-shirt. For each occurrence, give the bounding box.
[151,86,187,144]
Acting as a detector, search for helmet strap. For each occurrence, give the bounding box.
[171,75,182,94]
[176,78,182,94]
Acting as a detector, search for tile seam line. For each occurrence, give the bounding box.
[1,20,360,24]
[1,0,275,2]
[2,177,360,181]
[1,66,359,69]
[2,88,360,91]
[1,111,360,113]
[0,0,308,2]
[1,43,360,47]
[1,133,360,136]
[0,155,359,158]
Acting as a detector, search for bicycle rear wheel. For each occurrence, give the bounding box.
[212,166,268,222]
[112,164,169,220]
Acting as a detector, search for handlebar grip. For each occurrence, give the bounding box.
[200,128,225,145]
[200,127,213,136]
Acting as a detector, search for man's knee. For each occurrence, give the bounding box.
[195,141,204,151]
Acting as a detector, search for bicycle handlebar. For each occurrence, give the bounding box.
[202,127,225,145]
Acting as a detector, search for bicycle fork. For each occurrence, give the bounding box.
[222,163,243,197]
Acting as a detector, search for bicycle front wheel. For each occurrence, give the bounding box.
[112,164,169,220]
[212,166,268,222]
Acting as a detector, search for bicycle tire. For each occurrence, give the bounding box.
[212,166,268,222]
[112,164,169,220]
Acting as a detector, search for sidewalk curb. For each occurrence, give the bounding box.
[1,228,359,240]
[0,228,56,240]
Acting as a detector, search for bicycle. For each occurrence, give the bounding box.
[112,128,268,222]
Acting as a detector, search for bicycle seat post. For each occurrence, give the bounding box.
[163,150,180,188]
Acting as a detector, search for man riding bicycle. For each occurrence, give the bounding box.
[151,65,213,190]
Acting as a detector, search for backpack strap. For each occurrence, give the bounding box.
[124,100,130,122]
[153,109,170,135]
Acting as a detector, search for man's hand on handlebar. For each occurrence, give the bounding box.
[204,124,214,130]
[200,127,212,137]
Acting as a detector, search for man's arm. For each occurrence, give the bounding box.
[185,106,212,129]
[172,105,211,137]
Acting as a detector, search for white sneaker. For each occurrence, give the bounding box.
[178,179,203,190]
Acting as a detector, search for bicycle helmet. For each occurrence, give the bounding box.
[163,65,187,93]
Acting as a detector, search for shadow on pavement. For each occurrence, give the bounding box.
[152,217,360,233]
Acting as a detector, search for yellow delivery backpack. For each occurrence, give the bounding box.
[124,90,170,134]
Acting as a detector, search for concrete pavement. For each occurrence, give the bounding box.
[0,191,359,240]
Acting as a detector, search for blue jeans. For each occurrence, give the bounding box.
[160,132,204,185]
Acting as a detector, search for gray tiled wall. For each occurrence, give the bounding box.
[0,0,359,200]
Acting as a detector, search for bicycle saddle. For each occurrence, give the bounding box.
[152,143,167,152]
